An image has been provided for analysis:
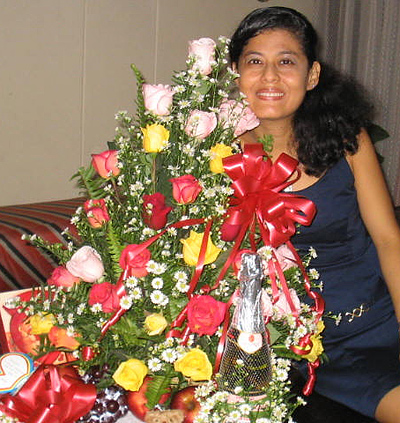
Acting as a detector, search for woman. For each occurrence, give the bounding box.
[229,7,400,423]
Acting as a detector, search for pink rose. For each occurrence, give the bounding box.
[91,150,120,178]
[184,110,217,139]
[119,244,151,278]
[188,38,216,75]
[142,192,172,230]
[88,281,120,313]
[170,174,202,204]
[143,84,174,116]
[187,295,227,336]
[84,198,110,228]
[274,289,301,319]
[219,100,260,136]
[274,244,297,271]
[261,290,273,322]
[47,266,80,288]
[66,246,104,283]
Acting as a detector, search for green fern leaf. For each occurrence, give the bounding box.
[131,64,147,128]
[107,223,123,279]
[145,372,173,409]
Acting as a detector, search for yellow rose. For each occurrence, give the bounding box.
[302,321,325,363]
[112,358,148,391]
[209,143,233,173]
[180,230,221,266]
[29,313,55,335]
[141,123,170,153]
[174,348,212,381]
[144,313,168,336]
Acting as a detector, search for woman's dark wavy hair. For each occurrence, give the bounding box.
[230,7,374,176]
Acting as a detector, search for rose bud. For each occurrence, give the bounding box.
[91,150,120,178]
[84,198,110,228]
[142,192,172,230]
[219,100,260,136]
[188,37,216,76]
[66,246,104,283]
[169,174,202,204]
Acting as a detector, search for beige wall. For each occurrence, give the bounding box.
[0,0,316,206]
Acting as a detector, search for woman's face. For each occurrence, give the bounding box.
[235,29,320,123]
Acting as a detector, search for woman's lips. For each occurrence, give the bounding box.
[256,90,284,100]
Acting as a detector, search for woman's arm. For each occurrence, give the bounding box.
[348,129,400,320]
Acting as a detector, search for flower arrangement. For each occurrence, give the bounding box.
[7,36,325,423]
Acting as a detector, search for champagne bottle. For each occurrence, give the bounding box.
[218,253,272,396]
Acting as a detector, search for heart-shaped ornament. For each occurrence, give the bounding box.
[0,352,34,394]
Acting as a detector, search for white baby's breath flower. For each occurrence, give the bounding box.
[147,261,167,275]
[90,303,103,313]
[66,326,75,337]
[239,403,252,415]
[77,303,86,315]
[228,410,241,420]
[57,315,65,325]
[275,367,288,382]
[309,268,320,279]
[214,204,226,215]
[125,276,139,288]
[67,313,75,324]
[161,348,177,363]
[175,280,189,293]
[142,227,155,237]
[174,270,188,282]
[151,277,164,289]
[150,290,167,305]
[167,227,178,236]
[130,286,143,300]
[309,246,318,258]
[120,295,133,309]
[148,357,163,372]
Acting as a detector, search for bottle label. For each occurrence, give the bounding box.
[237,332,263,354]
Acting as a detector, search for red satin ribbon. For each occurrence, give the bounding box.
[222,143,316,248]
[0,365,97,423]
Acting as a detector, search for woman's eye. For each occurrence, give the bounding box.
[280,58,294,65]
[248,58,262,65]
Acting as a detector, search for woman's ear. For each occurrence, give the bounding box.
[232,62,240,86]
[307,61,321,90]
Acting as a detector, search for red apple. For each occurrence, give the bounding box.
[170,386,201,423]
[126,376,170,421]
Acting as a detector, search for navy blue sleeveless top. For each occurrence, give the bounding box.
[291,157,392,341]
[291,158,400,418]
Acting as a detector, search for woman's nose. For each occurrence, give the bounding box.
[261,63,279,82]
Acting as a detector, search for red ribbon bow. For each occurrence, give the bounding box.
[0,364,97,423]
[222,143,316,248]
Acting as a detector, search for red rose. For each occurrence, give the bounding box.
[187,295,227,336]
[119,244,151,278]
[88,281,120,313]
[220,219,241,242]
[169,175,202,204]
[47,266,80,288]
[84,199,110,228]
[142,193,172,230]
[91,150,120,178]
